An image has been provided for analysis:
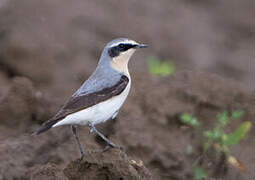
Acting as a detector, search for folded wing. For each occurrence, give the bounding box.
[34,75,129,135]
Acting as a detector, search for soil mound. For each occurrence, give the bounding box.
[64,149,152,180]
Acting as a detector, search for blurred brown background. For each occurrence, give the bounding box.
[0,0,255,180]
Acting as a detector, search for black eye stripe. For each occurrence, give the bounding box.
[108,43,137,57]
[118,43,137,51]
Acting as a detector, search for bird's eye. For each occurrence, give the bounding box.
[120,44,126,48]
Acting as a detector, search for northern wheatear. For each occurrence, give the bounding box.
[34,38,147,158]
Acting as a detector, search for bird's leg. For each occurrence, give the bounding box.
[88,123,116,150]
[71,125,85,159]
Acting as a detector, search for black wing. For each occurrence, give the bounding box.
[34,75,129,135]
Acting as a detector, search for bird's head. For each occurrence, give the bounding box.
[107,38,147,58]
[100,38,147,74]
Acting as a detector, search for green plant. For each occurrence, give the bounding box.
[194,166,208,180]
[181,113,200,127]
[148,57,175,76]
[203,110,251,153]
[180,110,251,179]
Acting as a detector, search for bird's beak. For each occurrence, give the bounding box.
[135,44,148,49]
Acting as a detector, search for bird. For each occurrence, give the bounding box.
[33,38,147,158]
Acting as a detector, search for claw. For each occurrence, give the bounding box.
[101,145,111,152]
[79,153,85,161]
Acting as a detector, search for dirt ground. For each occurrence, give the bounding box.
[0,0,255,180]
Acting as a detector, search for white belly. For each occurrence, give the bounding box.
[53,82,131,127]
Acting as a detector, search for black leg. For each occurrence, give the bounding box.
[71,125,85,158]
[89,123,116,148]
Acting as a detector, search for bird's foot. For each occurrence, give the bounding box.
[101,145,112,152]
[101,144,125,153]
[79,153,85,161]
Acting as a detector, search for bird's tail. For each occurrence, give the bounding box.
[32,119,58,135]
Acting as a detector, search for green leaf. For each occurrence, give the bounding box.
[224,121,252,146]
[203,141,212,152]
[212,128,223,139]
[204,131,213,138]
[194,166,208,180]
[218,111,229,126]
[231,110,244,119]
[181,113,200,127]
[148,57,175,76]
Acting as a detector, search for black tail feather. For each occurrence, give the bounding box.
[32,119,58,135]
